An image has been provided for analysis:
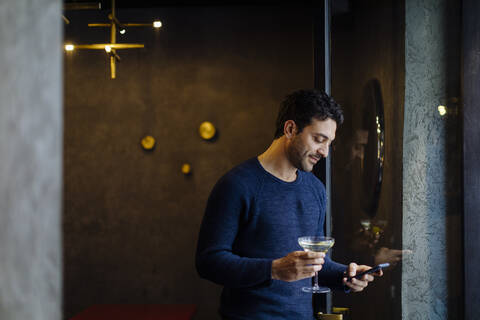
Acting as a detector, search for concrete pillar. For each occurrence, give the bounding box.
[0,0,62,319]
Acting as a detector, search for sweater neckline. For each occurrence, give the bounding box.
[253,157,303,186]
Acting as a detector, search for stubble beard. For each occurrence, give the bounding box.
[286,137,312,172]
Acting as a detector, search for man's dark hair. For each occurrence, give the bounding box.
[274,89,344,139]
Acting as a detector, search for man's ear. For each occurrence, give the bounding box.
[284,120,297,139]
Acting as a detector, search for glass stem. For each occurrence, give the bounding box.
[313,271,319,289]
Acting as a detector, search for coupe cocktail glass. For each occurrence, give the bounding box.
[297,236,335,293]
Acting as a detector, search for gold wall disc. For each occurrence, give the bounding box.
[141,135,156,150]
[181,163,192,175]
[199,121,216,140]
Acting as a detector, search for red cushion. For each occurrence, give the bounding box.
[70,304,197,320]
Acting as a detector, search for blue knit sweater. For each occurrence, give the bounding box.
[196,158,347,320]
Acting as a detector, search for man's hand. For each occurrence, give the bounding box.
[271,251,325,282]
[375,247,412,266]
[342,263,383,292]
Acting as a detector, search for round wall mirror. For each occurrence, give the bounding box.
[361,79,385,218]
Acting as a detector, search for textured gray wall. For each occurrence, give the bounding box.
[63,6,313,319]
[0,0,62,319]
[403,0,462,318]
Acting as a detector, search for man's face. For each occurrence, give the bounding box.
[286,118,337,172]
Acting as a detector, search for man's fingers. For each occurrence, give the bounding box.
[297,251,325,259]
[391,249,404,255]
[285,265,323,282]
[290,252,325,266]
[301,258,325,266]
[343,277,368,291]
[364,274,374,282]
[291,251,323,259]
[367,268,383,277]
[348,262,357,277]
[273,251,328,282]
[341,262,384,291]
[291,251,306,257]
[303,264,323,273]
[300,265,323,279]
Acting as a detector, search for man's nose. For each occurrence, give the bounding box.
[317,144,329,158]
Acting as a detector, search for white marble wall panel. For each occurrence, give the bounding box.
[403,0,448,319]
[0,0,62,319]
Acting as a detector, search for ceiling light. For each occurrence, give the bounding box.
[65,44,75,51]
[153,21,162,28]
[119,28,126,34]
[105,45,112,53]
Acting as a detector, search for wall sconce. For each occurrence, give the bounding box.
[437,105,447,116]
[437,97,459,117]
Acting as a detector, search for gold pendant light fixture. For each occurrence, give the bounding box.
[64,0,162,79]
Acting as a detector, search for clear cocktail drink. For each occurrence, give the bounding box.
[298,236,335,293]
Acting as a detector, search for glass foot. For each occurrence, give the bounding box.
[302,286,331,293]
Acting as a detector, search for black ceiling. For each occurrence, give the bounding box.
[64,0,322,9]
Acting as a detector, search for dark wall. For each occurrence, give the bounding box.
[63,5,314,319]
[330,1,404,319]
[463,0,480,318]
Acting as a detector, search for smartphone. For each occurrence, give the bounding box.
[346,263,390,281]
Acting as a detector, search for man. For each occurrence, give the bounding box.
[196,89,381,319]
